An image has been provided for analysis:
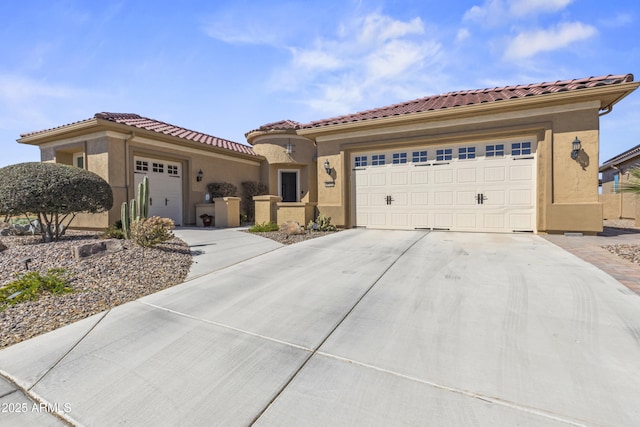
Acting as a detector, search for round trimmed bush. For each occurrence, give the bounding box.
[0,162,113,241]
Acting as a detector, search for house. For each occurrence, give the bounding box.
[600,144,640,222]
[18,74,639,234]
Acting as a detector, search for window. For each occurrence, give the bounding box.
[135,160,148,172]
[168,165,179,176]
[436,148,452,161]
[412,151,427,163]
[458,147,476,160]
[372,154,386,166]
[614,173,620,193]
[392,153,407,164]
[355,156,367,167]
[512,142,532,156]
[73,153,84,169]
[486,144,505,157]
[152,162,164,173]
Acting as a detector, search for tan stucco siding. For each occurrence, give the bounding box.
[308,101,604,233]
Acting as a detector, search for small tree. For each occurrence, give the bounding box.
[620,167,640,194]
[0,162,113,242]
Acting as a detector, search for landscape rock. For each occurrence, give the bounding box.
[0,240,6,252]
[73,239,124,260]
[280,220,305,235]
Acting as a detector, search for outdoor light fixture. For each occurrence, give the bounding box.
[285,142,294,154]
[571,137,582,160]
[196,169,203,182]
[21,257,32,271]
[324,159,332,175]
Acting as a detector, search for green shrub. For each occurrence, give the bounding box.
[130,216,175,247]
[241,181,269,221]
[308,214,337,232]
[248,222,279,232]
[0,268,73,310]
[0,162,113,242]
[103,224,125,239]
[206,182,238,198]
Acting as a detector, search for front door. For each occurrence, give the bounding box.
[281,171,298,202]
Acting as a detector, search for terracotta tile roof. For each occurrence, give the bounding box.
[21,112,257,157]
[95,113,256,156]
[258,120,302,131]
[302,74,635,129]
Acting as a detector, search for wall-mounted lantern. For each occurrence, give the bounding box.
[324,159,332,175]
[571,137,582,160]
[196,169,203,182]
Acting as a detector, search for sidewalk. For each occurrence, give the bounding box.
[542,226,640,296]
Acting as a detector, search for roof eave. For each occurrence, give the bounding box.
[297,82,640,138]
[17,118,102,145]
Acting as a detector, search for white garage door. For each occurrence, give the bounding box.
[133,156,183,226]
[353,140,536,233]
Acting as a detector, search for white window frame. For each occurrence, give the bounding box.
[278,169,300,202]
[73,152,85,169]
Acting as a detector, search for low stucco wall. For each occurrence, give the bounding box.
[276,202,317,226]
[545,202,603,234]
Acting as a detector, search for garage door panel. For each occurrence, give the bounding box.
[391,172,408,186]
[457,168,476,183]
[434,169,453,184]
[509,189,533,205]
[411,170,429,184]
[371,173,386,186]
[510,164,533,180]
[435,191,453,205]
[391,213,409,227]
[484,166,506,182]
[456,191,477,205]
[411,192,429,205]
[456,213,477,228]
[483,190,505,206]
[483,214,506,229]
[434,213,453,228]
[134,157,182,225]
[353,142,535,232]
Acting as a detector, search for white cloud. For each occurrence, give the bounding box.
[270,12,442,115]
[504,22,597,60]
[464,0,574,25]
[0,75,82,102]
[508,0,573,17]
[456,28,471,43]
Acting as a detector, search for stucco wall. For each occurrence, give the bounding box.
[306,102,603,233]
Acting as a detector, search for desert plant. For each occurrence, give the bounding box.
[241,181,269,221]
[130,216,175,247]
[207,182,237,198]
[308,214,337,232]
[0,162,113,242]
[248,221,279,232]
[620,167,640,194]
[0,268,73,311]
[103,224,125,239]
[121,176,150,239]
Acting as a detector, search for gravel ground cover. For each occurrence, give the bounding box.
[245,230,339,245]
[602,219,640,263]
[0,231,192,349]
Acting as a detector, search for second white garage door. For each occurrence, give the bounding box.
[353,140,536,233]
[134,156,183,226]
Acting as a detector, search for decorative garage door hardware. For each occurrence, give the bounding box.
[385,195,394,205]
[476,193,487,205]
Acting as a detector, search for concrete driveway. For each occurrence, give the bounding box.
[1,229,640,426]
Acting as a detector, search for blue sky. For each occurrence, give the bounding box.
[1,0,638,168]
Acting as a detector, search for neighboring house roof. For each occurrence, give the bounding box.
[21,112,257,157]
[298,74,634,129]
[600,143,640,172]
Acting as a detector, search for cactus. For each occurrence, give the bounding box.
[119,176,150,239]
[121,202,130,239]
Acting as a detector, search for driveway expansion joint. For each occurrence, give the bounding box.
[315,352,590,427]
[249,230,431,425]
